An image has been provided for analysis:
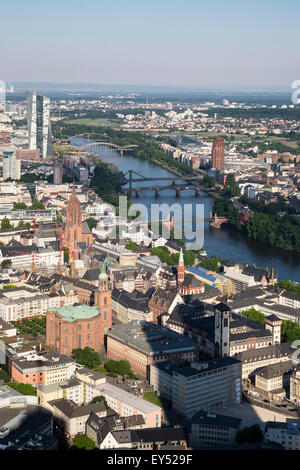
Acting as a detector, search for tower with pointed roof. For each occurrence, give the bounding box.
[63,183,93,259]
[177,248,185,286]
[94,262,112,340]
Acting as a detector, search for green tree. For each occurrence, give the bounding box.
[104,359,136,378]
[240,308,265,325]
[183,251,196,267]
[86,217,98,231]
[6,382,37,395]
[90,395,109,409]
[29,200,44,210]
[71,347,102,369]
[0,368,9,382]
[222,173,240,198]
[13,202,28,210]
[63,247,70,264]
[199,256,220,272]
[72,434,96,450]
[1,259,12,269]
[125,240,140,252]
[281,320,300,343]
[236,424,263,444]
[1,218,12,229]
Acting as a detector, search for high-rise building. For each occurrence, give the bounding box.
[53,161,63,184]
[2,150,21,180]
[26,91,52,158]
[211,137,225,169]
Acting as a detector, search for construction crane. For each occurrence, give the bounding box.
[55,221,63,275]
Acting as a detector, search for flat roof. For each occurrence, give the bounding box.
[173,357,241,378]
[95,382,161,414]
[107,321,198,356]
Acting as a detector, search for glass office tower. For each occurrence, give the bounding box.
[27,91,53,158]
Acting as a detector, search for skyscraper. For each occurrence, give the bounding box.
[2,150,21,180]
[26,91,52,158]
[211,137,225,169]
[53,161,63,184]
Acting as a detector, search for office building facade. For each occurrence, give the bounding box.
[27,91,52,158]
[53,161,63,184]
[211,137,225,169]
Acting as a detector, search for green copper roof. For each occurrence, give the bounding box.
[179,248,184,264]
[48,304,100,321]
[99,261,108,279]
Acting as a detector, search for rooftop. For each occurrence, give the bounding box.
[95,382,161,414]
[48,303,100,321]
[107,320,198,356]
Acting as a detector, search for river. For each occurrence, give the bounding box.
[71,136,300,282]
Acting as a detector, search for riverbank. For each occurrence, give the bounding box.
[70,135,300,281]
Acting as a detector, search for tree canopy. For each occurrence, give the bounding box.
[6,382,37,396]
[240,308,265,325]
[198,256,220,272]
[86,217,98,231]
[71,347,102,369]
[236,424,263,444]
[1,259,12,269]
[104,359,136,378]
[90,395,109,409]
[1,218,12,229]
[72,434,96,451]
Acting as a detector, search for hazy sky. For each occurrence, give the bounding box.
[1,0,299,88]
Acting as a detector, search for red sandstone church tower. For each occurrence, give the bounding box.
[177,248,185,286]
[94,264,112,338]
[211,137,225,169]
[63,183,93,259]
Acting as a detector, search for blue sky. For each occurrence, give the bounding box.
[1,0,299,88]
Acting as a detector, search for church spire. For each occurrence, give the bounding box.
[179,248,184,264]
[177,248,185,286]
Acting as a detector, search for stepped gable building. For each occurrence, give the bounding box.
[63,183,93,259]
[241,265,277,286]
[148,287,184,324]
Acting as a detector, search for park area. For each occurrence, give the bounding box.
[12,318,46,337]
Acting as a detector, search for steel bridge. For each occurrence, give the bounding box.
[123,170,204,189]
[70,135,138,155]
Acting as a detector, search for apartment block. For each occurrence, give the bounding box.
[11,352,76,388]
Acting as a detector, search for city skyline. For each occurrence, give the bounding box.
[1,0,299,88]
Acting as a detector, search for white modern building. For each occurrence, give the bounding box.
[27,91,52,158]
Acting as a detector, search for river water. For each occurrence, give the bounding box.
[71,137,300,282]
